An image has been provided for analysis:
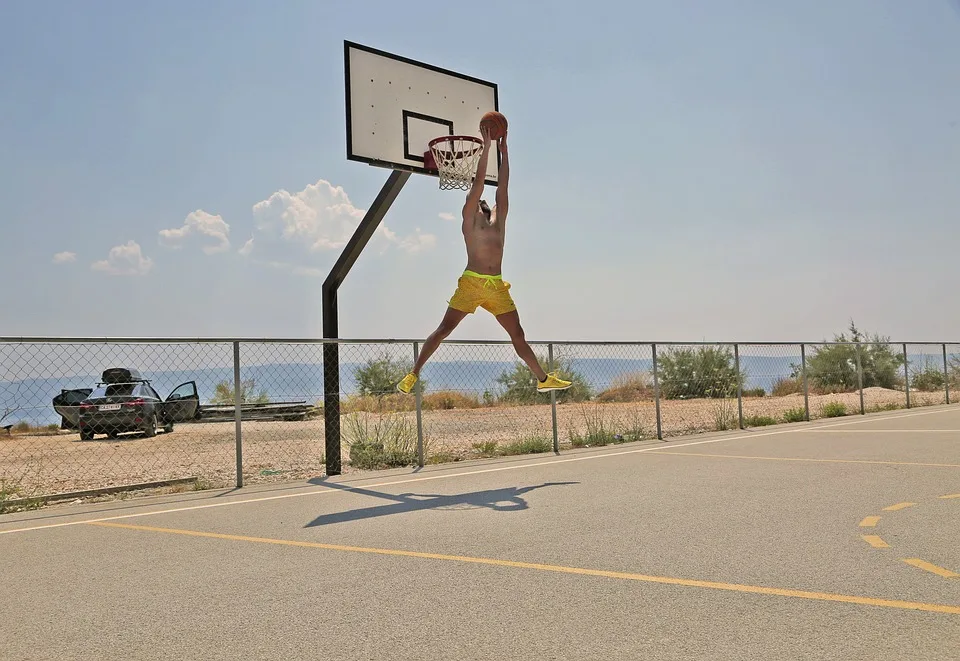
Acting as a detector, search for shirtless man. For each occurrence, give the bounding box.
[397,125,572,395]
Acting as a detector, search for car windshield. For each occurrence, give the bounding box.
[89,384,137,399]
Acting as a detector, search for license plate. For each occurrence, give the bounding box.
[99,404,122,412]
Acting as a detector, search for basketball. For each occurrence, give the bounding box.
[479,111,508,139]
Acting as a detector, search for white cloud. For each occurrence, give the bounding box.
[395,228,437,254]
[91,241,154,276]
[438,212,455,221]
[238,237,254,256]
[252,179,364,252]
[52,251,76,264]
[255,260,324,277]
[249,178,437,270]
[159,209,230,254]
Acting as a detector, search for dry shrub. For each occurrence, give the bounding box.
[771,376,803,397]
[422,391,483,410]
[596,372,654,403]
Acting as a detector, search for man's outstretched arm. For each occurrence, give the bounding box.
[495,132,509,222]
[462,126,493,226]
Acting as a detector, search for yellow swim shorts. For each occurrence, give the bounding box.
[448,270,517,316]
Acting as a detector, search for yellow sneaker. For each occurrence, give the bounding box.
[397,372,418,394]
[537,372,572,393]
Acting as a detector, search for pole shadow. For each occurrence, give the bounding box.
[302,481,578,528]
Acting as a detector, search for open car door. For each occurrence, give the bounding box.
[163,382,200,423]
[52,388,93,429]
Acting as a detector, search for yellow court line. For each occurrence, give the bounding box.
[884,502,916,512]
[2,406,958,537]
[940,494,960,499]
[862,535,890,549]
[859,516,881,528]
[903,559,960,579]
[645,452,960,469]
[86,521,960,616]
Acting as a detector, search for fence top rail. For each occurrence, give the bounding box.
[1,336,959,347]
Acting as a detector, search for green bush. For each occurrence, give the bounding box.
[659,345,745,400]
[494,354,591,405]
[821,402,847,418]
[910,358,945,392]
[744,415,777,427]
[783,407,807,423]
[569,405,645,447]
[742,387,766,398]
[500,437,553,455]
[212,379,269,405]
[353,351,426,398]
[344,412,419,469]
[803,321,904,393]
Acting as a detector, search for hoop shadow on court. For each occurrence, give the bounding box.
[302,480,578,528]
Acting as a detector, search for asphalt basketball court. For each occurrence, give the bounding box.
[2,404,958,660]
[4,42,958,660]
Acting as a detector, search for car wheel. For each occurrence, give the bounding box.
[144,413,157,438]
[163,422,174,434]
[80,429,94,441]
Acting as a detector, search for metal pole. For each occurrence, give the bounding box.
[652,343,663,441]
[734,343,743,429]
[903,343,910,409]
[944,344,951,405]
[801,343,810,421]
[233,341,243,488]
[321,169,411,476]
[549,343,559,454]
[413,342,424,467]
[855,344,864,415]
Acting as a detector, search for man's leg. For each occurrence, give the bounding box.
[397,306,468,393]
[413,307,468,375]
[494,310,549,381]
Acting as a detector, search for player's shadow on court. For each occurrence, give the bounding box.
[302,481,578,528]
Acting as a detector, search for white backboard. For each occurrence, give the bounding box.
[345,41,500,184]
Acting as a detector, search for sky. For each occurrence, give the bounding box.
[1,0,959,344]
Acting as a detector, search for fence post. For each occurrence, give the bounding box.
[855,344,865,415]
[652,343,663,441]
[233,341,243,488]
[549,343,559,454]
[801,343,810,421]
[903,343,911,409]
[944,344,951,405]
[413,342,424,468]
[734,343,743,429]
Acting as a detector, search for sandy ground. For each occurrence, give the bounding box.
[0,387,949,500]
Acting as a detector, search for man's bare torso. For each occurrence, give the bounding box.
[463,211,504,275]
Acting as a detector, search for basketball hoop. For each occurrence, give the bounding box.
[426,135,483,191]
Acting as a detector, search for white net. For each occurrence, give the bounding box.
[429,136,483,191]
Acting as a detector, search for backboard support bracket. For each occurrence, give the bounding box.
[322,169,411,475]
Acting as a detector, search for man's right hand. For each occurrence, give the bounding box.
[480,124,493,145]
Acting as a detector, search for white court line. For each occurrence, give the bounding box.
[798,429,960,433]
[0,405,956,536]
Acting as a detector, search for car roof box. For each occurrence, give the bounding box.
[101,367,144,383]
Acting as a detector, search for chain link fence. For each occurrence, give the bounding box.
[2,338,958,507]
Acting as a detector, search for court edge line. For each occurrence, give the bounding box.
[1,406,955,536]
[797,429,960,433]
[86,521,960,615]
[645,452,960,469]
